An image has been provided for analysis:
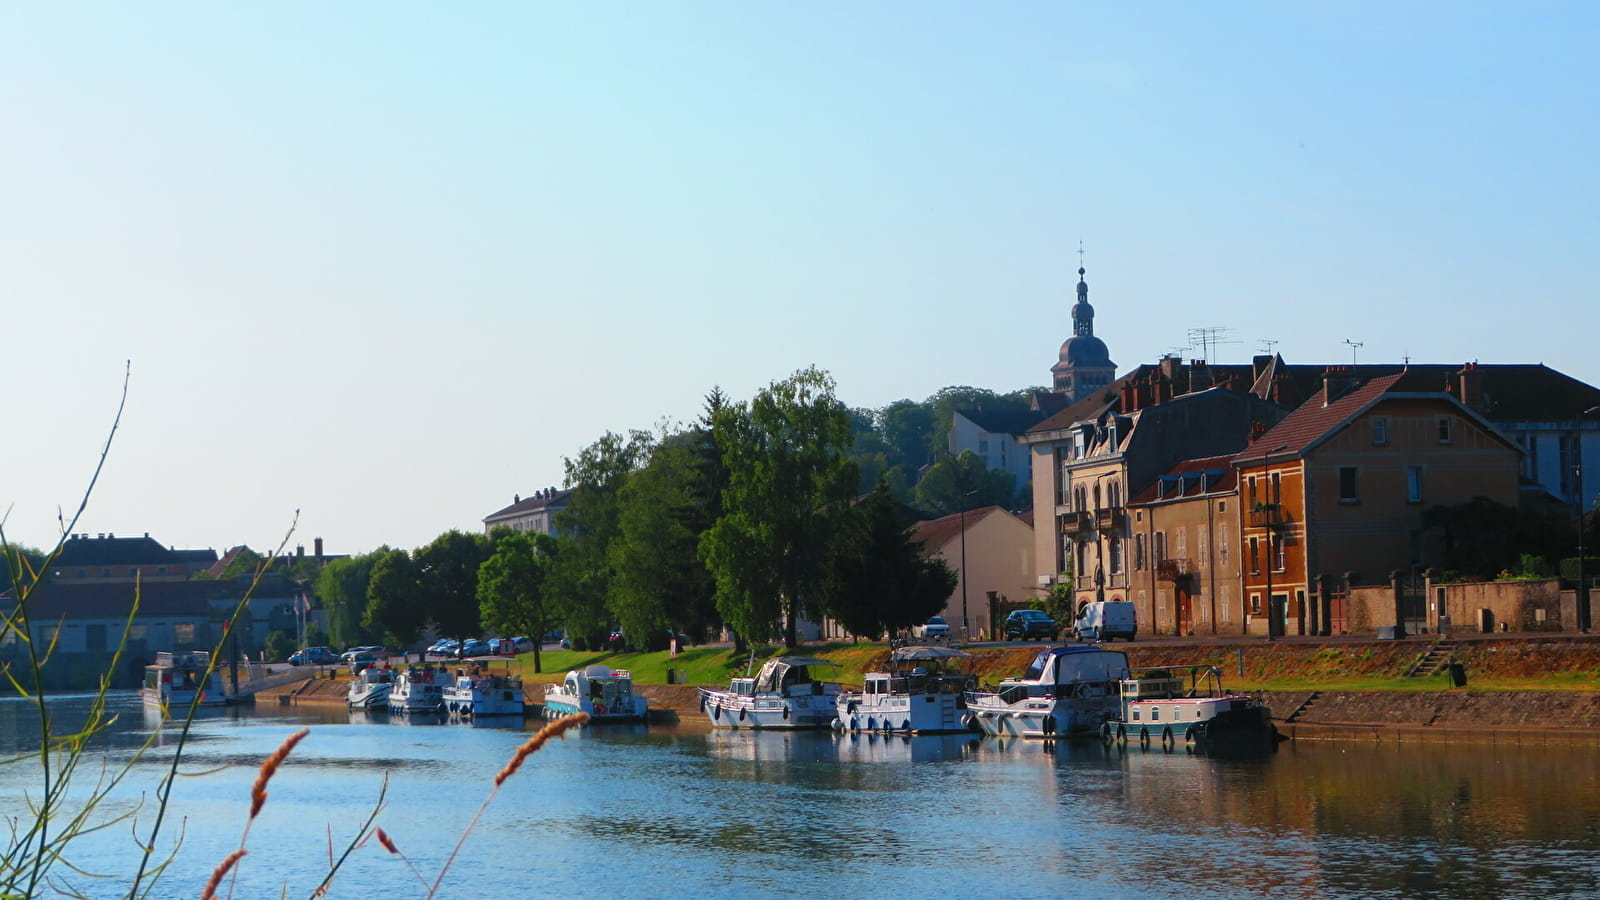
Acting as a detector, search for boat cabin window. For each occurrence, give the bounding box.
[1131,710,1141,721]
[1023,652,1050,681]
[1151,707,1160,721]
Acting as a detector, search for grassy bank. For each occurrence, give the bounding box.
[495,636,1600,693]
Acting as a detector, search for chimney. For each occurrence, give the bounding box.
[314,537,324,560]
[1160,355,1182,383]
[1252,354,1274,382]
[1454,363,1485,411]
[1121,380,1139,413]
[1250,421,1267,443]
[296,544,304,560]
[1322,366,1357,406]
[514,494,521,504]
[1190,359,1213,392]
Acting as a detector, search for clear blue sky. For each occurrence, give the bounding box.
[4,3,1596,556]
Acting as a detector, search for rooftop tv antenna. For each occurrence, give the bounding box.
[1343,339,1364,365]
[1257,339,1279,355]
[1187,326,1240,364]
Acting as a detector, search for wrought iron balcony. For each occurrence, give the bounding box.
[1094,507,1124,532]
[1247,503,1288,528]
[1155,558,1194,582]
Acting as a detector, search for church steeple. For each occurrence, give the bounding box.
[1072,266,1094,338]
[1051,252,1116,402]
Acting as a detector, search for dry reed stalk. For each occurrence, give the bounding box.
[200,848,246,900]
[495,712,589,786]
[249,728,309,820]
[427,712,589,898]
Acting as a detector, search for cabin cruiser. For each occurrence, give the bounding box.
[388,664,449,713]
[442,667,525,718]
[835,645,975,734]
[1104,665,1280,751]
[966,645,1129,739]
[699,656,841,730]
[141,651,234,710]
[346,666,396,709]
[543,664,648,722]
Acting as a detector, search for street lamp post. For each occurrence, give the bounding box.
[959,490,978,642]
[1578,407,1600,634]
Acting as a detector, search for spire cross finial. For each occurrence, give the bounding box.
[1077,241,1085,272]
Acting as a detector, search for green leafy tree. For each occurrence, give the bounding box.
[478,531,559,672]
[547,430,654,649]
[415,530,492,646]
[316,553,383,649]
[264,630,296,663]
[610,429,724,651]
[218,546,266,579]
[926,386,1035,461]
[914,450,1017,516]
[364,547,425,649]
[879,399,934,472]
[701,367,857,647]
[819,480,957,639]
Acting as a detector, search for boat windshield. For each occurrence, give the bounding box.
[1022,652,1050,681]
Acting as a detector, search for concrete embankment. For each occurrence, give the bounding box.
[1263,689,1600,746]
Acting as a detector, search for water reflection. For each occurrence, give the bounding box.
[4,694,1600,899]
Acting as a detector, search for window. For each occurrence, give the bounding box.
[1218,500,1227,513]
[1407,466,1424,503]
[1221,587,1232,623]
[175,623,196,647]
[1134,534,1146,570]
[1198,530,1208,565]
[1250,593,1262,615]
[1176,528,1187,559]
[1339,467,1360,503]
[1272,535,1285,572]
[1437,416,1453,443]
[1373,416,1389,445]
[1219,524,1230,566]
[1154,531,1168,563]
[1076,542,1087,576]
[1249,537,1260,574]
[1271,472,1281,503]
[1247,476,1258,507]
[979,439,990,454]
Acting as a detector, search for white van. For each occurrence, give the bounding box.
[1073,601,1137,641]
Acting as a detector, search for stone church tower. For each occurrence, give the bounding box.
[1050,266,1116,402]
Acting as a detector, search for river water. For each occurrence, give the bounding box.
[2,693,1598,899]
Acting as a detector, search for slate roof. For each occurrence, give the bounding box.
[3,580,223,620]
[956,408,1047,436]
[1130,455,1239,505]
[52,534,217,568]
[485,488,575,521]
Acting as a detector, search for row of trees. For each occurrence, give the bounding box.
[315,367,958,670]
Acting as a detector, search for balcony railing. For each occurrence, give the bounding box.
[1059,511,1093,537]
[1155,558,1194,581]
[1094,507,1124,532]
[1247,503,1288,528]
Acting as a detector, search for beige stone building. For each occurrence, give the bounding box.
[911,506,1036,640]
[1127,456,1245,636]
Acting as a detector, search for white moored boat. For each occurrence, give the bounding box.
[700,656,841,730]
[966,645,1129,739]
[141,651,233,710]
[442,667,525,718]
[1104,665,1280,752]
[388,665,449,713]
[835,645,975,734]
[346,666,396,709]
[543,665,648,722]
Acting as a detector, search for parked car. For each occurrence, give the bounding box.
[346,650,385,673]
[427,639,459,658]
[914,616,951,642]
[340,645,386,663]
[288,646,337,666]
[1072,600,1137,642]
[460,639,492,658]
[509,636,536,653]
[1003,610,1059,641]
